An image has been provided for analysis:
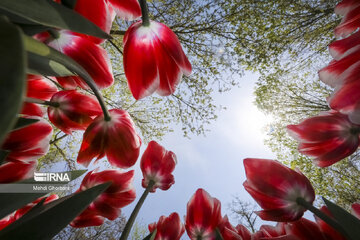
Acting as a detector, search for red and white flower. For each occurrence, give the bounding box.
[37,31,114,90]
[185,188,222,240]
[148,212,185,240]
[243,158,315,222]
[77,109,141,168]
[123,20,192,100]
[1,117,53,163]
[287,111,360,167]
[218,215,251,240]
[47,90,102,134]
[140,141,177,192]
[71,170,136,227]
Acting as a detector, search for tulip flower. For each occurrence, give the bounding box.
[351,203,360,219]
[218,215,251,240]
[26,75,58,101]
[334,3,360,37]
[148,212,185,240]
[243,158,315,222]
[185,188,222,240]
[251,223,289,240]
[21,103,45,117]
[36,31,114,90]
[140,141,177,192]
[71,170,136,227]
[0,161,36,183]
[123,20,192,100]
[77,109,141,168]
[329,31,360,60]
[285,218,329,240]
[287,111,360,167]
[319,48,360,89]
[1,117,53,162]
[335,0,360,16]
[47,90,102,134]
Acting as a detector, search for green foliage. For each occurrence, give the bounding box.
[0,17,26,145]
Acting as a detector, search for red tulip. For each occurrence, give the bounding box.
[47,90,102,134]
[74,0,114,44]
[148,212,185,240]
[106,0,141,20]
[26,75,58,101]
[285,218,328,240]
[315,206,346,240]
[218,215,251,240]
[140,141,177,192]
[243,158,315,222]
[319,49,360,88]
[123,20,192,100]
[334,4,360,37]
[251,223,290,240]
[77,109,141,168]
[329,31,360,60]
[335,0,360,16]
[70,208,105,228]
[71,170,136,227]
[0,161,36,183]
[36,31,114,90]
[0,194,58,230]
[1,117,53,163]
[21,103,45,117]
[351,203,360,218]
[287,111,360,167]
[185,188,222,240]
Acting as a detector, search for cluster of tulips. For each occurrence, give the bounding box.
[0,0,360,239]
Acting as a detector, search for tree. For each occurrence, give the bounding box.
[54,217,126,240]
[228,197,258,233]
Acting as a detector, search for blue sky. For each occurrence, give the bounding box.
[122,72,278,236]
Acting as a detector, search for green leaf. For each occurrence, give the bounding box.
[13,118,39,131]
[27,52,74,77]
[0,17,26,145]
[61,0,78,9]
[142,230,156,240]
[0,0,110,39]
[0,169,87,219]
[0,182,110,240]
[323,197,360,240]
[0,193,46,220]
[215,228,224,240]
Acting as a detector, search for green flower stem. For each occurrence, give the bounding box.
[296,197,349,239]
[25,97,59,108]
[119,180,155,240]
[138,0,150,27]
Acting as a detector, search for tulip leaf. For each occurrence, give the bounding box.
[0,0,110,39]
[142,230,156,240]
[13,118,39,131]
[0,182,110,240]
[61,0,78,9]
[0,169,87,219]
[0,17,26,145]
[27,52,74,77]
[323,197,360,240]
